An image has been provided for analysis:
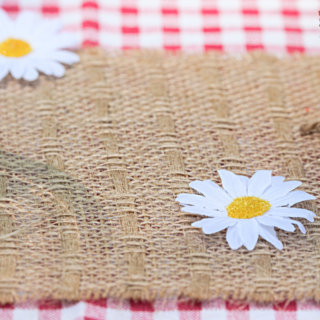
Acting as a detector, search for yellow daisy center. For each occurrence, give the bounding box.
[0,38,32,57]
[227,196,271,219]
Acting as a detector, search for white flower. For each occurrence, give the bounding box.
[0,9,79,82]
[176,170,316,251]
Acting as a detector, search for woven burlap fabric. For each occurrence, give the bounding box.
[0,50,319,304]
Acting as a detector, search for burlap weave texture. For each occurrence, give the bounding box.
[0,50,319,304]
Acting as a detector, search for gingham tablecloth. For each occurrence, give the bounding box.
[0,0,319,53]
[1,0,320,319]
[1,299,320,320]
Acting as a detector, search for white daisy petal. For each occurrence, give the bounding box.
[0,9,11,24]
[44,50,80,64]
[23,65,39,81]
[48,33,80,50]
[176,194,222,210]
[262,181,302,202]
[226,224,243,250]
[0,62,10,81]
[257,216,295,232]
[33,60,53,75]
[10,59,27,79]
[202,180,235,205]
[282,217,306,234]
[182,206,226,217]
[218,169,247,198]
[0,9,13,38]
[248,170,272,197]
[237,175,249,191]
[259,225,283,250]
[203,180,227,190]
[31,19,63,40]
[45,61,65,77]
[16,11,39,26]
[267,207,316,222]
[192,217,237,234]
[271,176,285,186]
[237,219,259,250]
[271,191,316,207]
[263,176,286,194]
[14,11,39,38]
[189,180,232,209]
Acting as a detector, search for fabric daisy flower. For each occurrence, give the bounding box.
[176,170,316,250]
[0,9,79,82]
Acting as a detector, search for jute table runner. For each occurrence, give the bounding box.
[0,50,319,304]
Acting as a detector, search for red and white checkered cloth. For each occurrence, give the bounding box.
[0,0,320,53]
[1,299,320,320]
[1,0,320,318]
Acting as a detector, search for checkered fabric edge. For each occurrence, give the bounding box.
[0,299,320,320]
[0,0,320,53]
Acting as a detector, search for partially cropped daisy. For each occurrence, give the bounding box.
[176,170,316,250]
[0,9,79,81]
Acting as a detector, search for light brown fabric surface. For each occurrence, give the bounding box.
[0,49,319,304]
